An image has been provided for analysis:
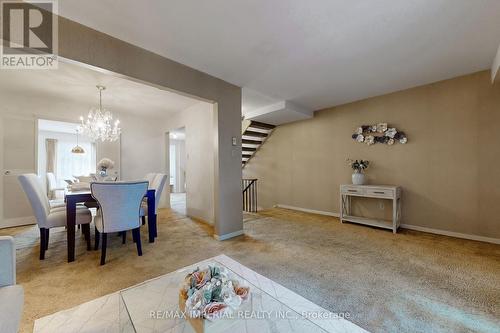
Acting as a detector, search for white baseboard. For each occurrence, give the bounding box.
[275,204,500,245]
[1,216,36,229]
[401,224,500,245]
[214,230,244,241]
[275,204,340,217]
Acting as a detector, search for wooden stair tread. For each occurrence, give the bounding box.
[242,147,257,152]
[244,130,268,138]
[242,139,262,145]
[248,120,276,130]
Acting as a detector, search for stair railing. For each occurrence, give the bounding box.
[242,178,258,212]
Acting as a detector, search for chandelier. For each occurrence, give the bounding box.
[79,85,121,142]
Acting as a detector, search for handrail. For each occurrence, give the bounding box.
[242,178,258,213]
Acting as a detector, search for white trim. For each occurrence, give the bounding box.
[275,204,500,245]
[1,216,36,229]
[275,204,340,217]
[401,224,500,245]
[214,230,244,241]
[492,43,500,83]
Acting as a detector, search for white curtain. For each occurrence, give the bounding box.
[45,139,57,174]
[56,141,96,186]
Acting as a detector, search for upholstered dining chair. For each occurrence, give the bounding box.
[91,181,148,265]
[46,172,65,200]
[18,174,92,260]
[144,173,157,188]
[140,173,168,225]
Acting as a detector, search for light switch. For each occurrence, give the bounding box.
[232,137,238,146]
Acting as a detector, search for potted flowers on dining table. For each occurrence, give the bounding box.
[347,159,370,185]
[97,158,114,177]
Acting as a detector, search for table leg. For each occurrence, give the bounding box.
[147,191,156,243]
[66,199,76,262]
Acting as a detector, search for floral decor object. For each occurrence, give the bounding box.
[180,265,250,321]
[97,158,114,176]
[347,159,370,173]
[351,123,407,145]
[347,159,370,185]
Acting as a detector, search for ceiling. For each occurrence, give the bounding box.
[0,61,200,117]
[58,0,500,112]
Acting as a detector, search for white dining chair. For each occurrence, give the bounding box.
[18,174,92,260]
[46,172,65,200]
[140,173,168,225]
[91,181,148,265]
[144,173,156,188]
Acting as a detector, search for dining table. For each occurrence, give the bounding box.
[65,188,157,262]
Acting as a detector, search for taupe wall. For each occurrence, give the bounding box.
[164,102,215,224]
[57,16,243,238]
[243,71,500,239]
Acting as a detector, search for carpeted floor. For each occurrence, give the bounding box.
[1,207,499,333]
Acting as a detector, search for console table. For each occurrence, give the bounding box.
[340,185,401,233]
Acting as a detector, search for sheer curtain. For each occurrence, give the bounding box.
[56,141,96,185]
[45,139,57,173]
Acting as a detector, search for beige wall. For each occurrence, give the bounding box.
[243,71,500,239]
[165,102,215,224]
[57,16,243,238]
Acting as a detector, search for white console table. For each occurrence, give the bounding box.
[340,185,401,233]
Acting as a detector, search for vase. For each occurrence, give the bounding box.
[352,172,365,185]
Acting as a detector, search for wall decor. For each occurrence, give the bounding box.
[351,123,407,146]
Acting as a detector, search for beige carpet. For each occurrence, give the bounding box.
[1,208,499,333]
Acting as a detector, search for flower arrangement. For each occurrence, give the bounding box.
[352,123,407,146]
[347,159,370,173]
[180,265,250,321]
[97,158,114,173]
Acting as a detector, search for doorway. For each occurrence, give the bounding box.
[37,119,97,199]
[169,127,187,214]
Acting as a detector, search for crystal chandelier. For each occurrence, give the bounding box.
[79,85,121,142]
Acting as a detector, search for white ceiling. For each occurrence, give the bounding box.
[0,61,200,117]
[58,0,500,112]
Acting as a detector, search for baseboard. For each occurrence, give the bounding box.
[401,224,500,245]
[275,204,340,217]
[1,216,36,229]
[214,230,244,241]
[275,204,500,245]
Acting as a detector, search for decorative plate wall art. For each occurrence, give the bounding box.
[352,123,408,146]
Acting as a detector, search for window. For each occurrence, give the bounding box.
[56,140,96,185]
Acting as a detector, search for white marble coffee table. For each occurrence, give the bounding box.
[34,255,368,333]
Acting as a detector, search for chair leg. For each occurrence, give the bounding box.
[132,228,142,256]
[100,233,107,265]
[83,224,88,240]
[83,224,91,251]
[122,231,126,244]
[39,228,46,260]
[94,227,100,250]
[45,228,49,250]
[141,216,146,226]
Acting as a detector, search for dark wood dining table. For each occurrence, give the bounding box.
[65,189,157,262]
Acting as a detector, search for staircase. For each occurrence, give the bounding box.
[241,120,276,167]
